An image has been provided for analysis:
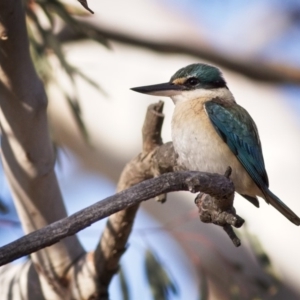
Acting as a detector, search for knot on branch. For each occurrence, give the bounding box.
[194,167,245,247]
[195,193,244,228]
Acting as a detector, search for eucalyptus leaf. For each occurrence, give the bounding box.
[65,94,90,142]
[0,199,8,214]
[24,0,109,142]
[119,266,130,300]
[144,249,178,300]
[244,227,280,294]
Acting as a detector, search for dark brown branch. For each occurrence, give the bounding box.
[195,168,244,247]
[57,23,300,85]
[0,171,234,267]
[94,101,166,297]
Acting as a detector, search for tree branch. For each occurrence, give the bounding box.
[92,102,240,299]
[194,167,244,247]
[94,101,167,297]
[0,99,243,299]
[0,171,234,267]
[0,0,84,292]
[57,22,300,85]
[0,99,242,300]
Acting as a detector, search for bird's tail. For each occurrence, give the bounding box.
[263,189,300,226]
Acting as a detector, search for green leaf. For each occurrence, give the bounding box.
[0,198,8,214]
[72,22,110,48]
[65,94,90,142]
[74,67,107,96]
[25,0,109,143]
[243,227,280,293]
[45,0,109,48]
[119,266,130,300]
[45,0,79,28]
[58,2,92,16]
[144,249,178,300]
[38,3,55,28]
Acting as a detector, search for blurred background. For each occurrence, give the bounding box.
[1,0,300,299]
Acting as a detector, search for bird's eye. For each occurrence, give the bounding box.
[186,77,199,86]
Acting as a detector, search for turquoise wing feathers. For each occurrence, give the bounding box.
[205,99,300,225]
[205,100,269,190]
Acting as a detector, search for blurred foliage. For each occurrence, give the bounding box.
[119,266,130,300]
[24,0,108,141]
[77,0,94,14]
[0,198,8,214]
[137,215,283,300]
[144,249,178,300]
[244,227,280,296]
[0,165,8,214]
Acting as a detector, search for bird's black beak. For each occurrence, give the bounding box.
[131,82,185,97]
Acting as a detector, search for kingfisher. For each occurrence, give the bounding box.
[131,63,300,225]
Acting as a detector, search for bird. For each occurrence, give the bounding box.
[131,63,300,226]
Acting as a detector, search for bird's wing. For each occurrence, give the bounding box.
[205,100,269,189]
[205,99,300,226]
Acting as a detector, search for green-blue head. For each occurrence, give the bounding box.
[131,63,227,96]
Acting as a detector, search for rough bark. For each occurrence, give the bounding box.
[0,171,235,267]
[0,1,84,298]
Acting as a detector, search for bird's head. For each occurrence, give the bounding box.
[131,63,228,103]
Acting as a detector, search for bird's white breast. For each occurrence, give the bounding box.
[171,97,260,196]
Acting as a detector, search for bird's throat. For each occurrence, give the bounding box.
[171,87,235,105]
